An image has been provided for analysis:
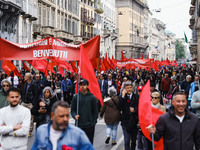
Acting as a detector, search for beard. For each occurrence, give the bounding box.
[10,102,19,107]
[53,121,68,131]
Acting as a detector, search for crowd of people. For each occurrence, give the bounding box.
[0,64,200,150]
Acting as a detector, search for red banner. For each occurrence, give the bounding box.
[113,59,151,69]
[0,36,100,61]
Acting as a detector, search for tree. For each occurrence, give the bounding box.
[175,40,185,60]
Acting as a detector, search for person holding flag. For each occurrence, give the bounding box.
[148,92,200,150]
[71,79,98,144]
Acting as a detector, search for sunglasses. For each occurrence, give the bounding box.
[3,85,9,87]
[151,96,159,99]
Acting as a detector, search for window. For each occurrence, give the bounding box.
[57,12,60,29]
[43,6,46,26]
[65,18,68,31]
[38,5,41,24]
[47,8,50,26]
[61,14,63,30]
[52,9,55,27]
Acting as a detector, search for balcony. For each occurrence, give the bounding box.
[189,6,195,15]
[103,29,111,38]
[55,30,74,42]
[191,0,196,6]
[74,36,82,44]
[111,31,117,40]
[144,33,149,39]
[190,17,195,26]
[29,5,38,21]
[42,26,55,36]
[94,1,104,14]
[88,18,95,25]
[33,24,42,35]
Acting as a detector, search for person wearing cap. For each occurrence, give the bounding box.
[118,81,139,150]
[0,78,11,109]
[71,79,98,144]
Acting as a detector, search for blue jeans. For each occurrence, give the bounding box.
[137,131,148,150]
[122,126,137,150]
[106,122,119,141]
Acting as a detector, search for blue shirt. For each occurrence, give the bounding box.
[31,123,94,150]
[61,79,72,92]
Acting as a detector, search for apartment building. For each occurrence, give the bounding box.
[115,0,148,60]
[33,0,81,44]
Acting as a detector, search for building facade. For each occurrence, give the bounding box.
[33,0,81,44]
[189,0,199,70]
[0,0,38,69]
[115,0,148,60]
[100,0,117,58]
[165,30,176,60]
[148,18,166,60]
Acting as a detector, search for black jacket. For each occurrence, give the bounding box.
[154,107,200,150]
[118,93,139,127]
[21,80,39,104]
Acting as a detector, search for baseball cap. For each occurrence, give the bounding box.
[137,86,143,91]
[79,79,89,85]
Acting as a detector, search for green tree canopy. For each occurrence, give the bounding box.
[175,40,185,60]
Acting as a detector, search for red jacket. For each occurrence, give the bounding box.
[161,77,171,91]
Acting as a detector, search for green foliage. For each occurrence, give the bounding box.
[175,40,185,60]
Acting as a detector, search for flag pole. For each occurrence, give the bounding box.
[76,67,80,127]
[50,59,53,88]
[151,133,155,150]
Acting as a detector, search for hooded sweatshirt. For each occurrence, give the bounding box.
[71,91,98,128]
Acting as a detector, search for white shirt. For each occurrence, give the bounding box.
[50,126,62,150]
[176,115,185,123]
[0,104,31,150]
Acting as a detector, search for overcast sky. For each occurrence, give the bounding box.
[148,0,191,40]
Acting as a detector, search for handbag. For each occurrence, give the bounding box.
[111,97,122,120]
[166,86,177,100]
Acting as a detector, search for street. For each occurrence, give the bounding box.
[27,118,124,150]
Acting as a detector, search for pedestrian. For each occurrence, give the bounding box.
[148,92,200,150]
[0,87,31,150]
[33,86,57,128]
[160,73,171,97]
[71,79,98,144]
[0,79,11,109]
[31,101,94,150]
[7,71,19,88]
[98,74,108,98]
[100,86,121,145]
[61,75,72,105]
[118,81,139,150]
[21,72,39,137]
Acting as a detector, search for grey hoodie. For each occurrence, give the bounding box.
[191,90,200,118]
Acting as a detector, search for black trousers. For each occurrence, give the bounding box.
[81,126,95,144]
[63,92,71,105]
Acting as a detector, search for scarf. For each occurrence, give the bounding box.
[151,101,160,109]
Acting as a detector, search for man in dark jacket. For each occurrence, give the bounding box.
[21,72,39,136]
[160,73,171,96]
[98,74,108,98]
[148,92,200,150]
[71,79,98,144]
[118,81,139,150]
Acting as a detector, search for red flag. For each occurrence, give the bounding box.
[103,57,111,71]
[22,61,30,71]
[70,61,78,73]
[100,59,106,71]
[80,42,103,105]
[139,80,164,150]
[57,60,74,73]
[147,54,149,59]
[2,60,21,77]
